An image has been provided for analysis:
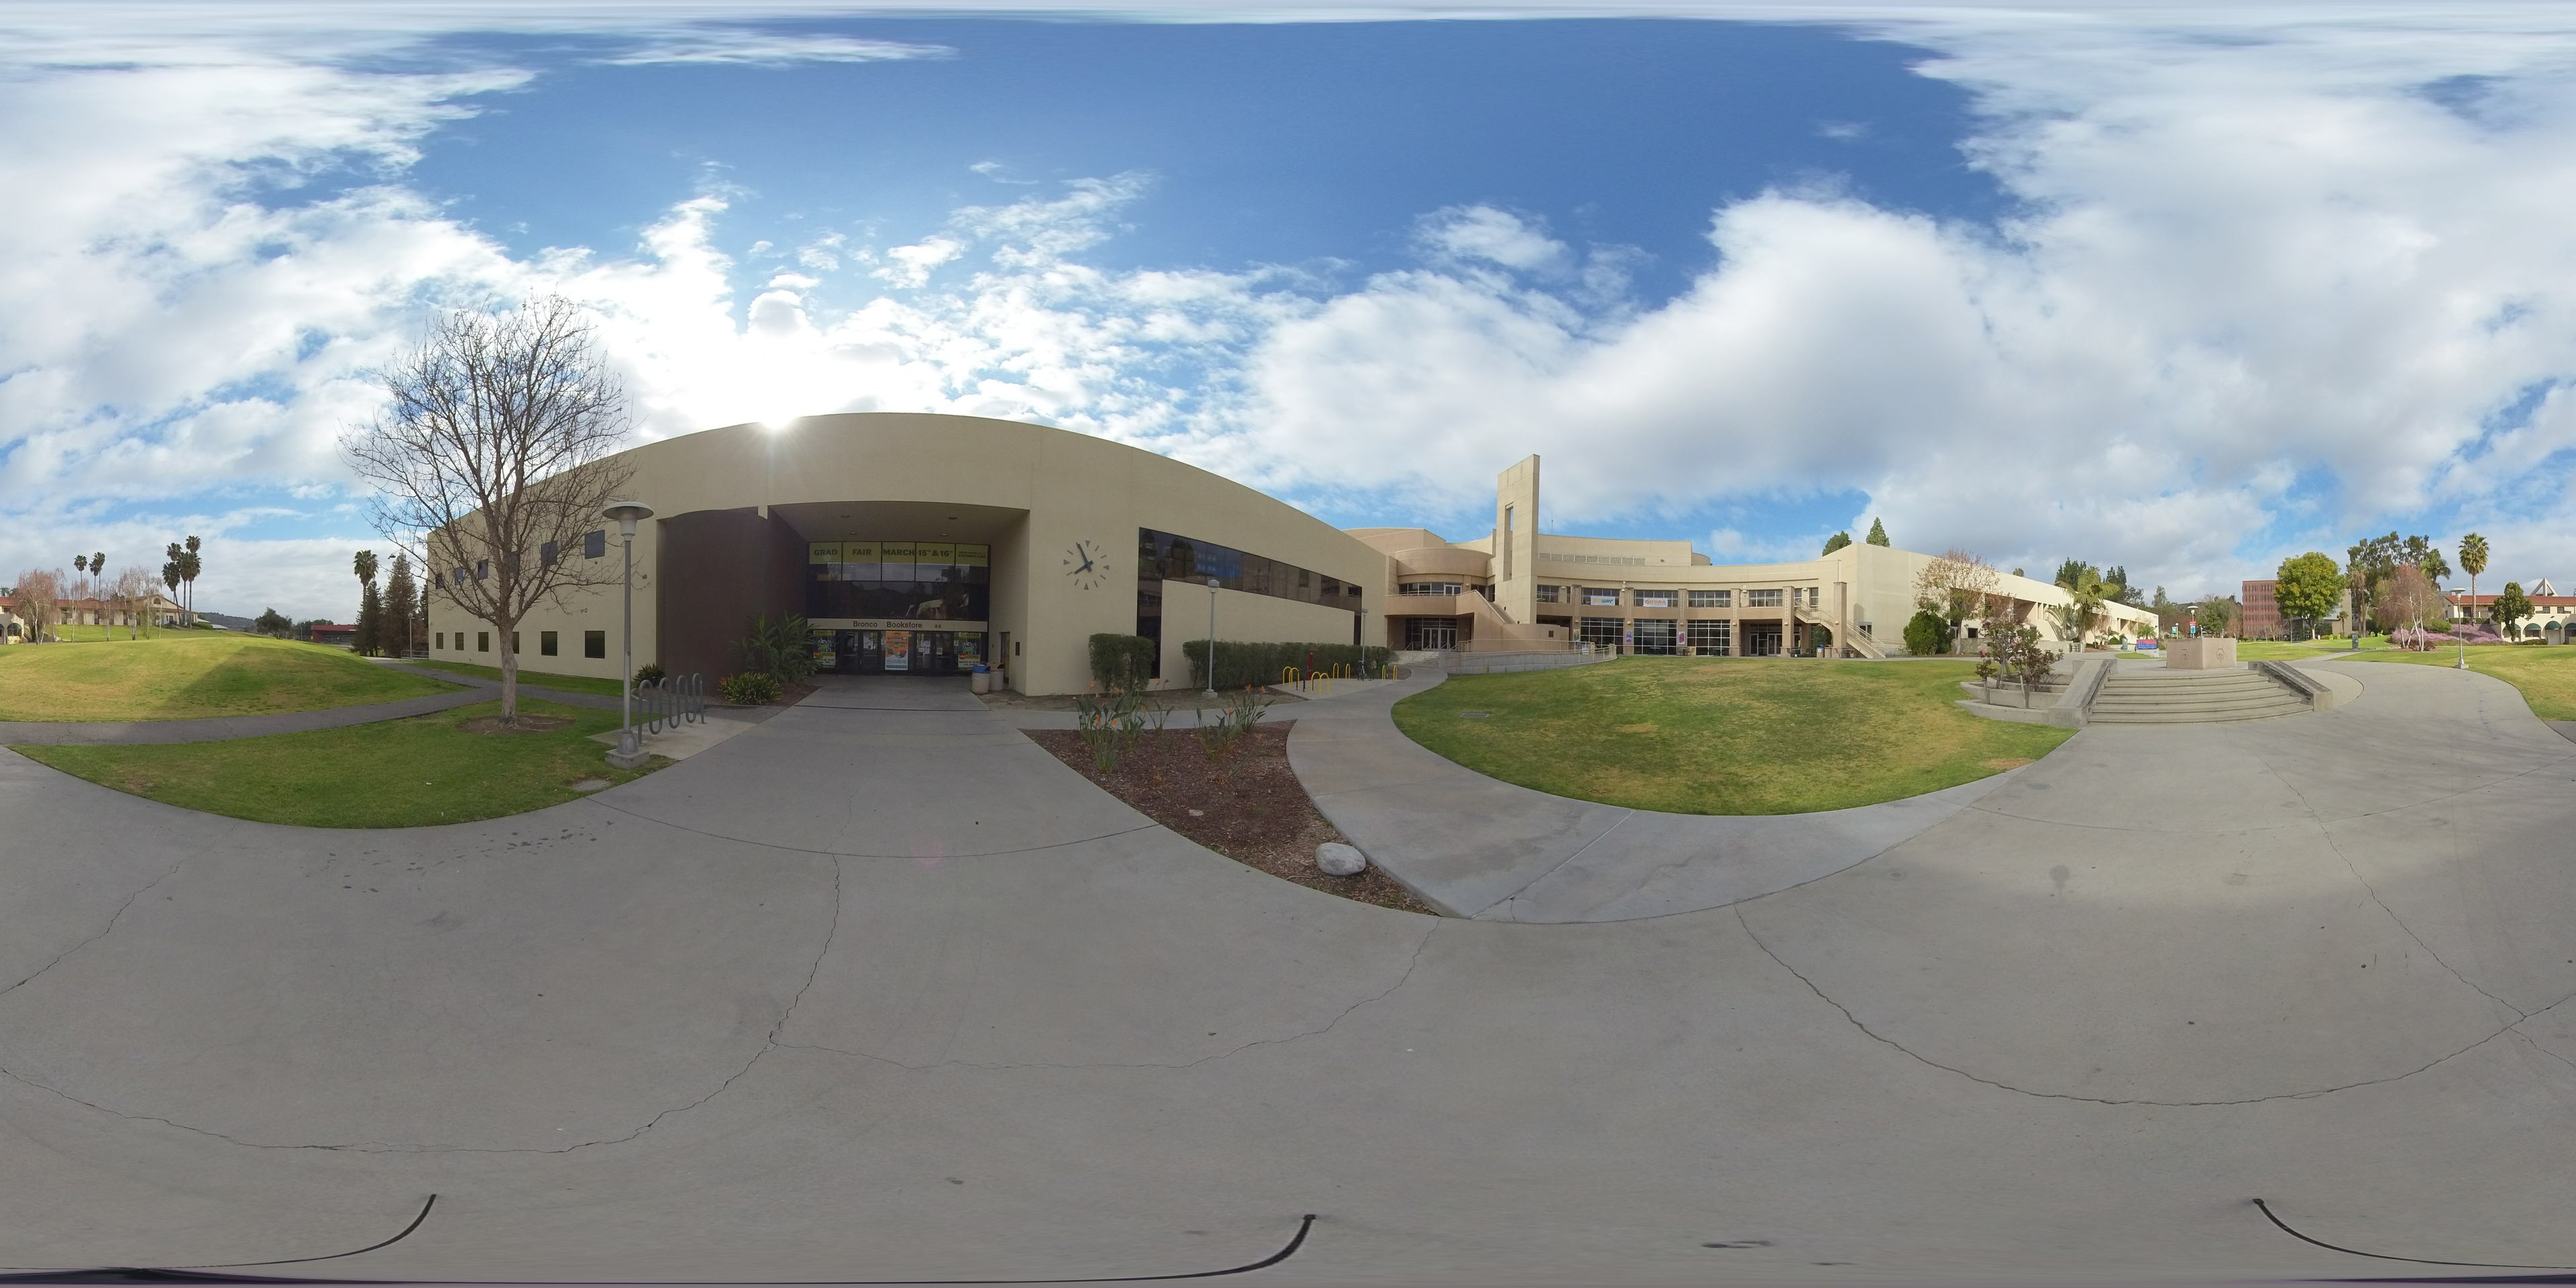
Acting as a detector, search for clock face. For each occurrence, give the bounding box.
[1063,539,1110,592]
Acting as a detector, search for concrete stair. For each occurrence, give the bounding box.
[2086,665,2310,724]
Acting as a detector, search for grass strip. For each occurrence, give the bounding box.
[13,698,663,827]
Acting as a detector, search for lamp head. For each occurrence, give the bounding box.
[602,500,655,537]
[1206,578,1219,588]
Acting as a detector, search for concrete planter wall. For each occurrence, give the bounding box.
[2165,637,2237,670]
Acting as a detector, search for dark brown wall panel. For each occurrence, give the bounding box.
[657,507,786,682]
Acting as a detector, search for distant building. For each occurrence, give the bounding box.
[2241,580,2282,639]
[2447,589,2574,643]
[309,623,358,648]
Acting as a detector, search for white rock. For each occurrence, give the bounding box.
[1316,843,1367,877]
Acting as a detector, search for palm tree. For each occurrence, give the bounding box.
[2459,533,2488,637]
[180,535,202,626]
[353,549,380,655]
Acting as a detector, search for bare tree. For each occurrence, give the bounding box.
[116,566,154,639]
[341,296,635,724]
[1913,549,2005,641]
[14,569,62,643]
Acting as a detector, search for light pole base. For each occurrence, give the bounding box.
[607,730,649,770]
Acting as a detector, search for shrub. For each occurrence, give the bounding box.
[1179,639,1395,691]
[633,662,665,687]
[1087,633,1155,692]
[738,613,815,685]
[1902,608,1951,657]
[720,672,782,705]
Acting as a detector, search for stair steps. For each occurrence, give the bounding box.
[2086,665,2310,724]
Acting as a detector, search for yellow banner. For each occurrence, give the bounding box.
[842,539,878,564]
[880,541,917,564]
[808,541,842,565]
[916,541,955,568]
[953,543,988,568]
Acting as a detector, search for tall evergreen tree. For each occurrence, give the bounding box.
[1865,518,1890,547]
[1821,531,1852,555]
[358,582,384,655]
[384,553,419,657]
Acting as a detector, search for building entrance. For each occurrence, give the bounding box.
[825,629,984,676]
[1744,622,1785,657]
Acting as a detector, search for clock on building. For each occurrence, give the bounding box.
[1063,539,1109,592]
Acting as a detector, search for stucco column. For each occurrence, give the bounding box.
[1729,605,1743,657]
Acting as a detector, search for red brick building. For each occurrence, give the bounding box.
[2240,580,2282,639]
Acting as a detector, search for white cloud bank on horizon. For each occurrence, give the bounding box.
[7,6,2576,619]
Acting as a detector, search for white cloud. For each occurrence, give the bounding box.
[13,3,2576,612]
[594,31,953,66]
[1417,205,1569,272]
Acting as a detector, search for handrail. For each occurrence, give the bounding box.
[2068,655,2116,719]
[2249,659,2325,704]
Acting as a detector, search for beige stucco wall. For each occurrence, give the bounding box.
[429,413,1391,696]
[427,520,662,683]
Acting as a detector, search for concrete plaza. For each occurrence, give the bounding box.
[3,662,2574,1281]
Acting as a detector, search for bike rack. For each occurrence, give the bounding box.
[637,673,706,736]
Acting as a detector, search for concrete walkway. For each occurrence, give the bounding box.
[5,659,2576,1281]
[0,686,482,746]
[1286,672,2018,921]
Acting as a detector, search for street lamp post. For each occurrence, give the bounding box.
[1203,577,1220,698]
[603,500,656,769]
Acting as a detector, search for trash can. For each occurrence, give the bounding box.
[969,665,991,695]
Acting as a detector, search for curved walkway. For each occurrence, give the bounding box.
[5,665,2576,1280]
[1285,672,2021,921]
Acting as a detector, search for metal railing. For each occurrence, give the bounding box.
[635,673,706,735]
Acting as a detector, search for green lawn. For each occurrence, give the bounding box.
[2235,635,2387,660]
[410,659,628,697]
[1391,657,2074,816]
[2350,644,2576,720]
[0,633,453,722]
[13,699,663,827]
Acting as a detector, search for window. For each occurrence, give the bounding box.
[541,631,558,657]
[1505,504,1515,533]
[1399,582,1464,596]
[540,541,558,568]
[1583,587,1621,606]
[1688,620,1732,654]
[584,630,606,659]
[435,632,444,650]
[511,632,520,654]
[1578,617,1624,651]
[1635,588,1677,608]
[476,559,489,581]
[1632,619,1678,655]
[477,631,489,653]
[1690,589,1730,608]
[453,567,467,587]
[1746,588,1784,608]
[1536,584,1561,604]
[585,530,606,559]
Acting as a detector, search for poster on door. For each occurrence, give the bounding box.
[883,629,911,672]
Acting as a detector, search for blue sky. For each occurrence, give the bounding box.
[7,3,2576,620]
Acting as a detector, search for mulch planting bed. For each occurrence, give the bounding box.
[1027,722,1438,916]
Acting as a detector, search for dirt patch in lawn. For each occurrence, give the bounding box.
[1984,757,2037,770]
[458,714,575,734]
[1026,722,1436,916]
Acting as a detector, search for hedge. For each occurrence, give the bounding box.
[1087,633,1155,691]
[1181,639,1395,691]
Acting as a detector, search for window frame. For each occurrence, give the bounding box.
[584,629,606,659]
